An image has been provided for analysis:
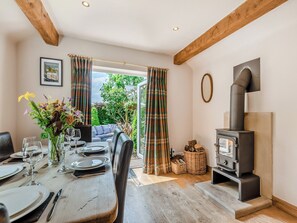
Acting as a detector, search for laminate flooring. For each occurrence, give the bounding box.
[124,168,297,223]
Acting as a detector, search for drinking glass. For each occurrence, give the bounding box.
[57,135,71,173]
[72,129,81,153]
[22,136,36,175]
[65,128,75,143]
[23,141,43,185]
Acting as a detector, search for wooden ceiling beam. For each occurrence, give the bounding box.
[15,0,59,46]
[174,0,287,65]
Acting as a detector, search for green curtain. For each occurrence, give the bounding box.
[143,67,171,175]
[70,56,92,125]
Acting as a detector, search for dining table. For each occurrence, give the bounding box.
[0,142,118,223]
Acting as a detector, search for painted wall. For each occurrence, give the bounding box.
[0,33,17,145]
[16,35,193,153]
[188,1,297,205]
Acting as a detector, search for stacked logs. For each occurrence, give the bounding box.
[184,140,204,152]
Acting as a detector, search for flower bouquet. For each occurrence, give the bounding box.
[19,92,83,166]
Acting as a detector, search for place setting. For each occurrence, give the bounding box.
[0,139,57,223]
[0,185,53,222]
[69,156,110,178]
[54,133,110,178]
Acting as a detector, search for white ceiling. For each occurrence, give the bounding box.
[0,0,34,41]
[1,0,244,55]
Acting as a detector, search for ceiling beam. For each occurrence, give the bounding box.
[15,0,59,46]
[174,0,287,65]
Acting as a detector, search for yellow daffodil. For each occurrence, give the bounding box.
[18,92,36,102]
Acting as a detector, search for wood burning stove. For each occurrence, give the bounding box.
[215,129,254,177]
[211,60,261,201]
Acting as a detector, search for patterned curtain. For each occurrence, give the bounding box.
[143,67,171,175]
[70,56,92,125]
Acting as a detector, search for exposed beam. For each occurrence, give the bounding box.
[15,0,59,46]
[174,0,287,65]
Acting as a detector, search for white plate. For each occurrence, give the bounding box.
[80,146,107,154]
[70,140,86,147]
[0,188,40,216]
[0,165,18,178]
[70,156,109,170]
[0,185,50,222]
[10,148,48,159]
[0,165,23,180]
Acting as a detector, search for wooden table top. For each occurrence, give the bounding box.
[0,142,118,223]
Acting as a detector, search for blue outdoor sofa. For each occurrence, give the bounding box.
[92,124,117,142]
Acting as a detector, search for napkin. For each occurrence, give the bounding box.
[5,158,22,164]
[82,149,107,156]
[73,166,106,178]
[14,192,54,223]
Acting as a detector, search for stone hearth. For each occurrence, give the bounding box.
[195,181,272,219]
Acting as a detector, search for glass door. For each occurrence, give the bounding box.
[137,81,147,158]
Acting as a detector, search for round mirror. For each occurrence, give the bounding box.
[201,73,213,103]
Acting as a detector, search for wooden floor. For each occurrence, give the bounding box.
[125,167,297,223]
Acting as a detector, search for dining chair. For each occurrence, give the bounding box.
[110,127,123,166]
[113,132,133,223]
[75,125,92,142]
[0,132,15,162]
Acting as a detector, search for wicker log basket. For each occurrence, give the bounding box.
[184,140,207,175]
[171,155,187,174]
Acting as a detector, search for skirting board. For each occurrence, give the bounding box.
[272,196,297,218]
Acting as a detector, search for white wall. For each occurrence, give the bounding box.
[16,35,193,153]
[188,1,297,206]
[0,33,17,145]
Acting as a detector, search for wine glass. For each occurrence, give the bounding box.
[22,136,36,175]
[72,129,81,153]
[57,135,71,173]
[65,128,75,143]
[23,141,43,185]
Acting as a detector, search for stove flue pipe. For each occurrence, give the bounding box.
[230,68,252,131]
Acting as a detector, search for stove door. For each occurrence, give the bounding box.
[218,137,236,158]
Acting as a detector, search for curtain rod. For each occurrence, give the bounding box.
[67,54,169,71]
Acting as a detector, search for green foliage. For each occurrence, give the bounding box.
[91,107,100,126]
[131,111,137,152]
[99,74,144,136]
[92,102,115,125]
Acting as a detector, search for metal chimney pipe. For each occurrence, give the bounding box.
[230,68,252,131]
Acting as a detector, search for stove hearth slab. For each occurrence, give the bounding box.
[194,180,272,219]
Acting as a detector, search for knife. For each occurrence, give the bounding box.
[46,189,63,222]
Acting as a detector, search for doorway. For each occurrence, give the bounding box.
[91,66,146,157]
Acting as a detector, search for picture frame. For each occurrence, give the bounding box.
[40,57,63,87]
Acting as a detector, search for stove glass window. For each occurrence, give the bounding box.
[218,137,234,158]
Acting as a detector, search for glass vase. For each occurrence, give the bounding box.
[48,135,63,166]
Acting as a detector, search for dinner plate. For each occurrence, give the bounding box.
[80,145,107,154]
[70,140,86,147]
[10,148,48,159]
[70,156,109,170]
[0,165,23,180]
[0,188,40,216]
[0,185,50,222]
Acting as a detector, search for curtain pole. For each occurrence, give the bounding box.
[67,54,169,71]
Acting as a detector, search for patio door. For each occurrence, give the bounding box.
[137,81,147,158]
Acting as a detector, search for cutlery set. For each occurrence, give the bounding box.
[46,189,62,222]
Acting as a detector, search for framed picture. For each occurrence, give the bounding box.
[40,57,63,87]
